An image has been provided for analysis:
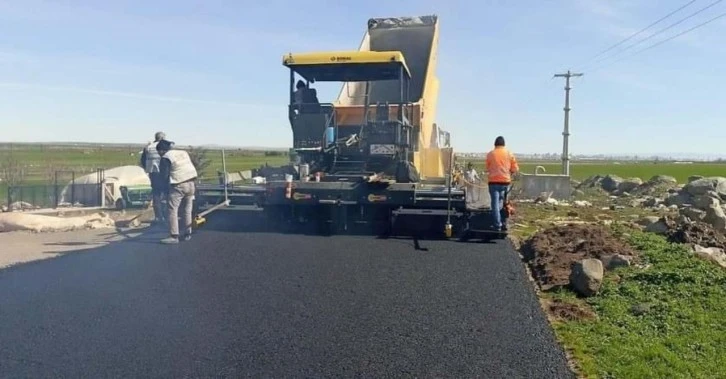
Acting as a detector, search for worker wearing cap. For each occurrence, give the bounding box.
[156,139,198,244]
[140,131,167,224]
[485,136,519,231]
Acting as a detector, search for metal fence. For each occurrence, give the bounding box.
[4,169,105,211]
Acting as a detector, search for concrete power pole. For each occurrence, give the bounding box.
[553,70,583,176]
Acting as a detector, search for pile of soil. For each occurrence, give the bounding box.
[522,224,636,290]
[663,217,726,249]
[545,298,597,322]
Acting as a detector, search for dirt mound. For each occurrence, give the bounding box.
[664,217,726,249]
[522,224,636,290]
[545,298,597,322]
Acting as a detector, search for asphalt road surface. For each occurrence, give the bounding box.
[0,211,573,378]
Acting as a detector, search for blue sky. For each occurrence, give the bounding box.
[0,0,724,155]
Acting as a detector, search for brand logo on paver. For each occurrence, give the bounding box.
[293,192,312,200]
[367,194,387,202]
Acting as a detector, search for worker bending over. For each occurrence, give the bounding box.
[156,139,198,244]
[140,131,167,224]
[485,136,519,231]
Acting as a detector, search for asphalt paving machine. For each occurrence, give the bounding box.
[194,15,510,240]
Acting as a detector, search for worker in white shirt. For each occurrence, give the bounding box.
[464,162,480,203]
[140,131,167,224]
[156,139,198,244]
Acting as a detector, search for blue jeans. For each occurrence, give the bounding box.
[489,184,509,230]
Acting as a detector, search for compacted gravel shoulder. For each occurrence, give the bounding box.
[0,212,573,378]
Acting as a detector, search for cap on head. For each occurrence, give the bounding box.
[494,136,505,147]
[154,131,166,141]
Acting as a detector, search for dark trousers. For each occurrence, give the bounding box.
[149,172,166,221]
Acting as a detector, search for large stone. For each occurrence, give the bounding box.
[578,175,605,189]
[601,254,632,270]
[680,206,707,222]
[617,177,643,193]
[692,193,721,210]
[637,215,661,226]
[648,175,678,185]
[601,175,624,192]
[642,197,663,208]
[683,177,726,197]
[688,175,704,183]
[664,191,692,207]
[704,204,726,232]
[692,245,726,269]
[644,217,669,235]
[570,259,604,297]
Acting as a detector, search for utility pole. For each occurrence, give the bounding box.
[553,70,583,176]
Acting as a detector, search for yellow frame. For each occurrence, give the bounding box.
[282,50,411,78]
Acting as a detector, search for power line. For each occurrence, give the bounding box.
[576,0,697,68]
[581,0,724,71]
[588,9,726,74]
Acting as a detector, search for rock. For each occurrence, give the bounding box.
[570,180,581,187]
[601,175,624,192]
[570,259,604,297]
[601,254,632,270]
[692,193,721,210]
[692,245,726,269]
[680,206,706,222]
[630,303,652,316]
[573,200,592,207]
[648,175,678,185]
[617,177,643,193]
[545,198,559,206]
[643,217,669,235]
[642,197,662,207]
[572,189,585,197]
[704,204,726,232]
[664,191,692,207]
[629,199,645,208]
[578,175,605,189]
[683,177,726,197]
[688,175,704,183]
[638,216,661,226]
[668,204,679,211]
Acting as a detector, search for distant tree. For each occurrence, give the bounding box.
[186,146,212,177]
[0,151,26,187]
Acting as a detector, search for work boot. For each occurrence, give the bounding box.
[160,236,179,244]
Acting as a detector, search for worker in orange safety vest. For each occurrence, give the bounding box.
[485,136,519,231]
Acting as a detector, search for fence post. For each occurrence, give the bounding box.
[71,171,76,206]
[54,171,59,209]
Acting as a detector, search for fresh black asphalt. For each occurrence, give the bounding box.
[0,211,573,378]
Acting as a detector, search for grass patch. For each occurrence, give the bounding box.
[552,230,726,378]
[466,161,726,183]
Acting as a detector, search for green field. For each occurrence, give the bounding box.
[553,230,726,378]
[2,144,726,205]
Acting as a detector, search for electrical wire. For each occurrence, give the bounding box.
[575,0,697,69]
[581,0,724,71]
[588,9,726,74]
